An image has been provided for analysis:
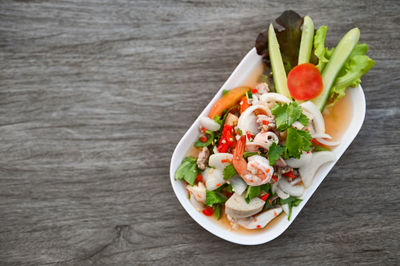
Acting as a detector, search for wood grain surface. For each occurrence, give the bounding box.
[0,0,399,265]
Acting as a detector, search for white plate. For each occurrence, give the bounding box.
[169,48,366,245]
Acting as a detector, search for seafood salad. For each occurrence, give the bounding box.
[174,11,374,231]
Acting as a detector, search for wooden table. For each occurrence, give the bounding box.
[0,1,399,265]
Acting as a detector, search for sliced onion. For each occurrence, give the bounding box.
[199,117,221,131]
[229,176,248,195]
[260,93,292,104]
[276,187,289,199]
[299,151,336,187]
[312,133,333,139]
[300,101,325,133]
[237,105,269,135]
[316,137,340,146]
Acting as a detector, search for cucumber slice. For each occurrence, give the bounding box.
[312,28,360,111]
[268,24,291,99]
[298,16,315,64]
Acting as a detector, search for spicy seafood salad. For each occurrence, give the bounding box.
[174,11,374,230]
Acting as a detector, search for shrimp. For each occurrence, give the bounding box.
[232,135,274,186]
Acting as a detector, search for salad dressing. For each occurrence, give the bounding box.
[323,93,353,141]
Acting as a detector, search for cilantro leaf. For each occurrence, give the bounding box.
[213,115,223,126]
[245,186,261,203]
[174,157,198,186]
[244,184,271,203]
[205,190,227,207]
[222,89,229,96]
[280,196,302,220]
[284,128,312,159]
[223,164,237,180]
[243,151,259,159]
[268,142,285,166]
[213,204,223,219]
[271,102,309,131]
[313,145,331,152]
[194,130,214,147]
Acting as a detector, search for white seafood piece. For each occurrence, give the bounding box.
[286,152,312,168]
[225,193,265,219]
[237,105,270,135]
[300,151,336,187]
[246,131,279,152]
[203,167,225,191]
[278,177,304,197]
[199,117,221,131]
[213,146,219,154]
[229,176,248,195]
[292,121,305,130]
[208,153,233,170]
[189,193,205,211]
[224,113,238,126]
[260,93,291,108]
[271,182,278,194]
[244,155,274,186]
[300,101,325,134]
[315,137,341,146]
[186,182,206,203]
[237,207,282,229]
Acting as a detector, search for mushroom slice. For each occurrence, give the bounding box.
[237,207,283,229]
[300,151,336,187]
[278,177,304,197]
[225,193,265,219]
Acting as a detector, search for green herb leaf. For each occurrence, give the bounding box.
[222,89,229,96]
[174,157,198,186]
[213,204,222,220]
[284,128,312,159]
[226,184,233,193]
[243,151,259,159]
[206,190,227,207]
[313,145,331,152]
[246,90,253,100]
[245,186,261,203]
[268,142,285,166]
[280,196,302,220]
[223,164,237,180]
[213,115,223,126]
[237,128,243,136]
[194,130,214,147]
[271,102,309,131]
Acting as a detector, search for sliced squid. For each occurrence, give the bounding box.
[189,193,206,211]
[199,117,221,131]
[208,153,233,170]
[260,93,292,107]
[300,151,336,187]
[186,182,206,203]
[203,167,225,191]
[236,207,283,229]
[225,193,265,219]
[237,105,270,135]
[246,131,279,152]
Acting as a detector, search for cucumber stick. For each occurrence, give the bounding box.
[312,28,360,111]
[268,24,291,98]
[298,16,314,64]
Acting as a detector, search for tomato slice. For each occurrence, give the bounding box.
[287,63,323,100]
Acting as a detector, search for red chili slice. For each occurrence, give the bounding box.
[202,207,213,216]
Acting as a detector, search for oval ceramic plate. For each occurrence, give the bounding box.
[170,48,366,245]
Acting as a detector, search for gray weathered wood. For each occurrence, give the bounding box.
[0,0,399,265]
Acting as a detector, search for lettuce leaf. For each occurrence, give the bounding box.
[174,157,198,186]
[313,25,335,72]
[329,44,375,104]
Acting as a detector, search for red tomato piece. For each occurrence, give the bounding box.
[202,207,213,216]
[287,63,323,100]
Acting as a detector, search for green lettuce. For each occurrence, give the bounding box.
[329,44,375,104]
[314,25,335,72]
